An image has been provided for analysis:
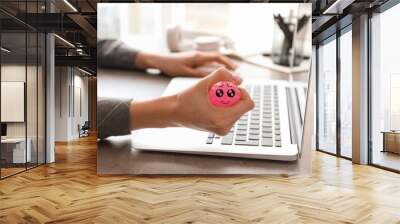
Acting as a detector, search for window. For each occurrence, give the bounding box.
[317,36,337,155]
[316,24,353,160]
[339,27,352,158]
[370,2,400,171]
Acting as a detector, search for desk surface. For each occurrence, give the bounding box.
[381,131,400,134]
[97,60,311,175]
[1,138,27,143]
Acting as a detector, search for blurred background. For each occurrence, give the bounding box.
[98,3,312,61]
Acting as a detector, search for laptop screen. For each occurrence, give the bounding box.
[298,62,313,157]
[291,4,312,157]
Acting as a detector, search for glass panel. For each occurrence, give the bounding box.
[339,29,352,158]
[26,0,39,169]
[0,1,46,178]
[317,36,337,154]
[36,0,46,165]
[371,4,400,171]
[1,25,28,177]
[38,32,45,165]
[27,30,38,169]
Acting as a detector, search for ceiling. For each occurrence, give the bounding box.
[1,0,99,73]
[311,0,391,43]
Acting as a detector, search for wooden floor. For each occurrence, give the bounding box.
[1,135,400,224]
[372,150,400,171]
[1,167,26,178]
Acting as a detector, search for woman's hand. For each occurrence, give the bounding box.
[130,68,254,136]
[135,51,237,77]
[174,68,254,135]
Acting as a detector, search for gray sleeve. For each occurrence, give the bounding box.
[97,97,132,140]
[97,39,139,70]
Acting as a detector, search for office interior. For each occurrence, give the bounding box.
[0,0,400,222]
[0,0,97,179]
[0,0,397,178]
[313,0,400,172]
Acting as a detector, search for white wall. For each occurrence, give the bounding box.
[71,73,89,138]
[55,67,70,141]
[54,67,89,141]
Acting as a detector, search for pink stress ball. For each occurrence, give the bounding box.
[209,81,241,107]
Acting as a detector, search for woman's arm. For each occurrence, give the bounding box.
[97,97,133,140]
[97,39,236,77]
[129,95,180,130]
[130,68,253,135]
[135,51,237,77]
[98,39,139,70]
[97,68,254,140]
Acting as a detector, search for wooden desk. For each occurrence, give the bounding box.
[382,131,400,154]
[1,138,31,165]
[97,59,312,175]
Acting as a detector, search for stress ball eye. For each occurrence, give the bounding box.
[216,89,224,97]
[227,89,235,97]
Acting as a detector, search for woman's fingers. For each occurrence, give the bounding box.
[210,54,237,70]
[197,52,237,70]
[231,87,255,119]
[211,89,254,135]
[183,66,209,77]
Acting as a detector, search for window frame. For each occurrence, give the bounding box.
[367,0,400,173]
[315,23,353,161]
[0,0,47,180]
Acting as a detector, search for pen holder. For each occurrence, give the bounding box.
[271,14,307,67]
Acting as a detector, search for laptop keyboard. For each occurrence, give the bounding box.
[206,84,282,147]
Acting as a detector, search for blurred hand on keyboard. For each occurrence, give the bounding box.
[135,51,237,77]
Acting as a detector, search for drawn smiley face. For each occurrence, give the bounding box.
[209,81,241,107]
